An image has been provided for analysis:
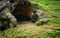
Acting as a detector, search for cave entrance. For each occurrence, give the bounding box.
[12,2,33,22]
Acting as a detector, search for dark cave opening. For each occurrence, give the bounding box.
[15,14,31,22]
[12,2,33,22]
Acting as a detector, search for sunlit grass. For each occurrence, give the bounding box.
[3,24,60,38]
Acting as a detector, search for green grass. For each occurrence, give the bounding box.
[29,0,60,11]
[3,25,60,38]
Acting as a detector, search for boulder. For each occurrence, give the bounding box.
[32,10,44,22]
[36,18,49,26]
[0,8,17,31]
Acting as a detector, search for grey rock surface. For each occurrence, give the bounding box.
[36,18,49,26]
[32,10,44,22]
[0,7,17,31]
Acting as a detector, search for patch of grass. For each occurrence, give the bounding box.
[29,0,60,11]
[3,25,60,38]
